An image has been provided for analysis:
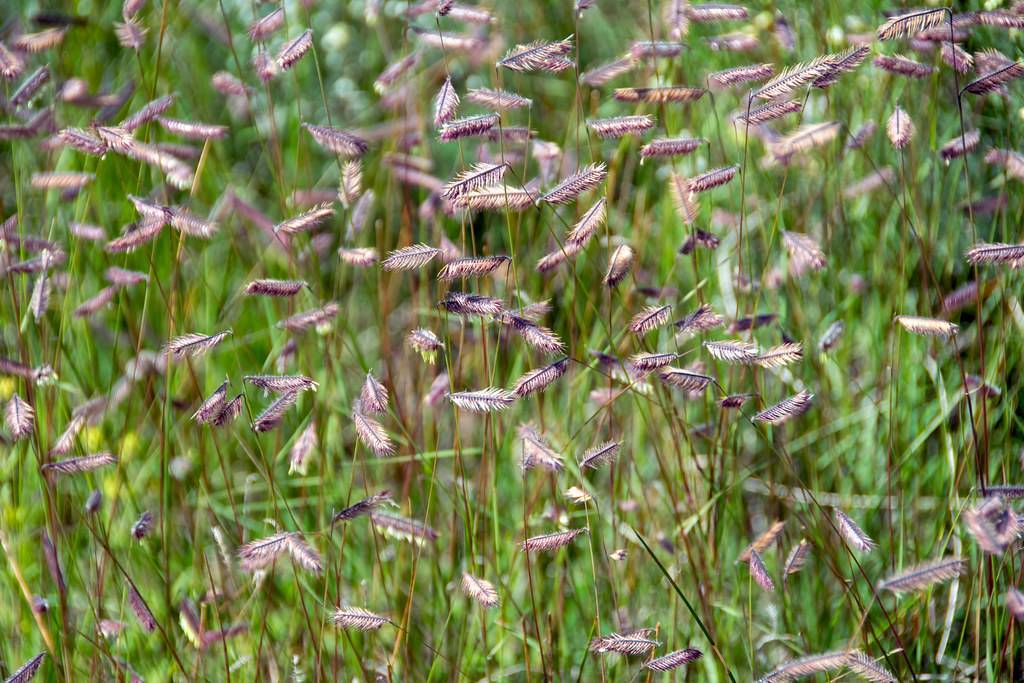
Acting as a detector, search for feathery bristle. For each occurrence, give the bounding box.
[894,315,958,337]
[704,339,758,364]
[466,87,532,110]
[4,652,46,683]
[963,498,1018,554]
[886,106,915,149]
[522,527,588,552]
[115,19,147,51]
[374,51,421,93]
[641,137,706,158]
[244,279,307,297]
[734,99,802,126]
[383,243,441,271]
[720,393,754,408]
[753,55,836,100]
[284,533,323,574]
[440,292,504,316]
[963,60,1024,95]
[339,246,379,266]
[757,651,848,682]
[614,86,705,103]
[461,573,500,607]
[41,453,118,478]
[498,35,574,72]
[874,53,934,79]
[603,244,635,287]
[303,123,368,157]
[687,165,738,193]
[192,381,228,424]
[121,93,177,131]
[589,630,660,656]
[755,342,803,368]
[274,202,335,235]
[565,198,607,247]
[965,242,1024,266]
[628,304,671,335]
[339,161,363,208]
[288,420,318,475]
[978,10,1024,28]
[709,63,774,88]
[667,172,700,225]
[503,315,565,353]
[941,281,979,313]
[157,117,227,140]
[814,45,871,88]
[408,328,445,361]
[457,185,536,211]
[279,302,339,331]
[940,41,973,73]
[438,114,499,141]
[13,28,67,53]
[332,491,393,523]
[31,172,93,190]
[276,29,313,70]
[646,648,703,671]
[676,304,724,336]
[370,512,439,543]
[834,508,875,552]
[6,393,35,441]
[879,557,966,593]
[579,440,621,469]
[513,357,570,397]
[447,387,516,413]
[939,130,981,162]
[783,539,811,583]
[248,8,285,40]
[628,352,677,372]
[541,163,608,205]
[782,230,827,277]
[630,41,684,58]
[251,391,300,433]
[771,121,841,161]
[330,607,389,630]
[845,650,897,683]
[587,114,655,139]
[877,8,947,40]
[685,3,748,22]
[238,532,291,571]
[748,550,775,591]
[245,375,318,393]
[360,372,389,414]
[580,55,637,87]
[518,423,563,471]
[437,255,510,280]
[754,391,813,424]
[658,367,714,393]
[0,42,26,80]
[441,162,507,201]
[127,582,157,632]
[352,410,395,456]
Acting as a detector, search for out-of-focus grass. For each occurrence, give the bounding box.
[2,0,1024,681]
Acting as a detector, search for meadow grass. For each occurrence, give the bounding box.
[2,0,1024,681]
